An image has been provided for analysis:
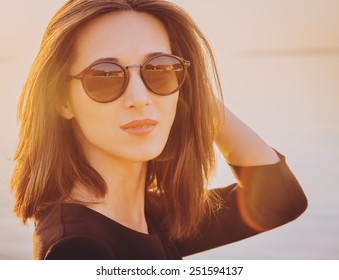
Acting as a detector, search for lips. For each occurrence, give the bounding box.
[120,119,158,136]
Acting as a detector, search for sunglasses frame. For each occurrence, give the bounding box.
[70,53,191,103]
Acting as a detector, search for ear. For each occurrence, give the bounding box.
[56,97,74,120]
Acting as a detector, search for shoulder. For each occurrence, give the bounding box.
[46,236,115,260]
[177,151,307,256]
[33,203,114,259]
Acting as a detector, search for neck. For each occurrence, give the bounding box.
[71,149,149,234]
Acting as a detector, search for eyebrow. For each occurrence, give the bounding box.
[145,52,166,60]
[90,52,168,65]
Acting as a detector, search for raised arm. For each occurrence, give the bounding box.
[176,103,307,257]
[215,103,279,166]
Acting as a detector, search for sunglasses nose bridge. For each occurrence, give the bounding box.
[123,64,150,94]
[125,64,142,70]
[125,63,147,87]
[125,64,143,82]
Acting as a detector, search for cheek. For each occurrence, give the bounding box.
[68,82,92,113]
[69,82,109,120]
[164,93,179,125]
[67,88,120,138]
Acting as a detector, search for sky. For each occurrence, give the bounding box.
[1,0,339,61]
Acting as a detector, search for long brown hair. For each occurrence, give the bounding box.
[11,0,223,241]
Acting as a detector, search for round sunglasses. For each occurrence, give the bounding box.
[70,53,190,103]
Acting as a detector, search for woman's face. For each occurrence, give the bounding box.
[62,12,178,164]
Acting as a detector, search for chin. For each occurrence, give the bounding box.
[121,144,165,163]
[132,151,164,163]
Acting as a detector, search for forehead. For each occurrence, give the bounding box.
[71,11,172,68]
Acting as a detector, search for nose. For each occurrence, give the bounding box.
[123,66,151,109]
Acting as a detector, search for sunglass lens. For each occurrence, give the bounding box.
[83,63,125,102]
[144,56,184,95]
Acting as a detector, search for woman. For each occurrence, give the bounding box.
[11,0,307,260]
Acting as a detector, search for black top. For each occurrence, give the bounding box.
[33,151,307,259]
